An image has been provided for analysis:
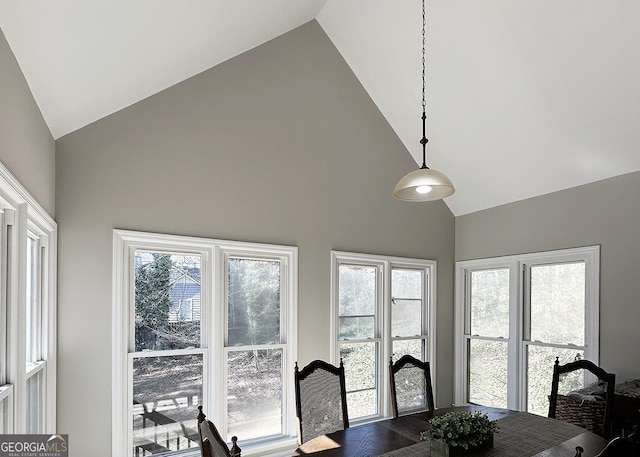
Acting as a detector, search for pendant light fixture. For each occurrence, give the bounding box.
[393,0,455,202]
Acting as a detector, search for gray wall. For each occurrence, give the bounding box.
[456,170,640,383]
[0,28,55,215]
[55,21,455,456]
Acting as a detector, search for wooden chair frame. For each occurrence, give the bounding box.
[197,406,241,457]
[548,357,616,439]
[389,354,435,418]
[595,425,640,456]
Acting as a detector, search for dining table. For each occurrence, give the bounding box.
[292,405,609,457]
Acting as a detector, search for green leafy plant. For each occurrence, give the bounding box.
[420,411,498,450]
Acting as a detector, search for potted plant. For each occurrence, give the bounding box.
[420,411,498,456]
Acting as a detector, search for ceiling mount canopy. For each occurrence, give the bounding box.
[393,0,455,202]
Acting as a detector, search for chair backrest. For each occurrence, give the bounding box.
[389,355,435,418]
[294,359,349,445]
[548,357,615,438]
[197,406,241,457]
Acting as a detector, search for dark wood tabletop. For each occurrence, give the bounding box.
[293,406,609,457]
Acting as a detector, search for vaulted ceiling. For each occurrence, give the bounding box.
[1,0,639,215]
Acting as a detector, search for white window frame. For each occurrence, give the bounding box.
[113,230,298,457]
[454,245,600,411]
[24,229,47,429]
[0,161,56,434]
[330,251,437,422]
[0,210,9,433]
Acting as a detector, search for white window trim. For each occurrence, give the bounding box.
[0,384,12,402]
[453,245,600,410]
[0,161,56,434]
[330,250,437,421]
[113,230,298,457]
[0,384,14,434]
[0,211,8,393]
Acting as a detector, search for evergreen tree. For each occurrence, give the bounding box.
[135,253,172,350]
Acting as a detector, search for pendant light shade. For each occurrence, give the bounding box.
[393,167,455,201]
[393,0,455,202]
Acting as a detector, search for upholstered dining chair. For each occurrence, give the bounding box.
[197,406,241,457]
[294,359,349,445]
[389,354,435,418]
[548,357,616,438]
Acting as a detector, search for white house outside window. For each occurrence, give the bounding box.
[113,230,298,457]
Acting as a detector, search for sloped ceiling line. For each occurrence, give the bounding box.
[1,0,639,216]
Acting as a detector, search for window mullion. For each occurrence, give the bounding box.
[515,262,528,410]
[380,263,391,419]
[13,204,28,433]
[522,264,532,342]
[507,261,520,410]
[208,244,222,428]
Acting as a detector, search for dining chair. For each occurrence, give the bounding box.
[594,425,639,456]
[389,354,435,418]
[548,357,616,438]
[197,406,241,457]
[294,359,349,445]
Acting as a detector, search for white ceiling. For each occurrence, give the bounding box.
[1,0,639,216]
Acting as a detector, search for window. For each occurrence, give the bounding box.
[0,162,56,435]
[454,246,599,414]
[131,251,204,455]
[331,251,436,422]
[226,256,285,440]
[113,230,297,457]
[25,233,47,433]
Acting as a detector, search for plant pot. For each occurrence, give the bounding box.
[430,434,494,457]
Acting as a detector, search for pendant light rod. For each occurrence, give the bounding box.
[393,0,455,202]
[420,0,428,170]
[421,111,428,169]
